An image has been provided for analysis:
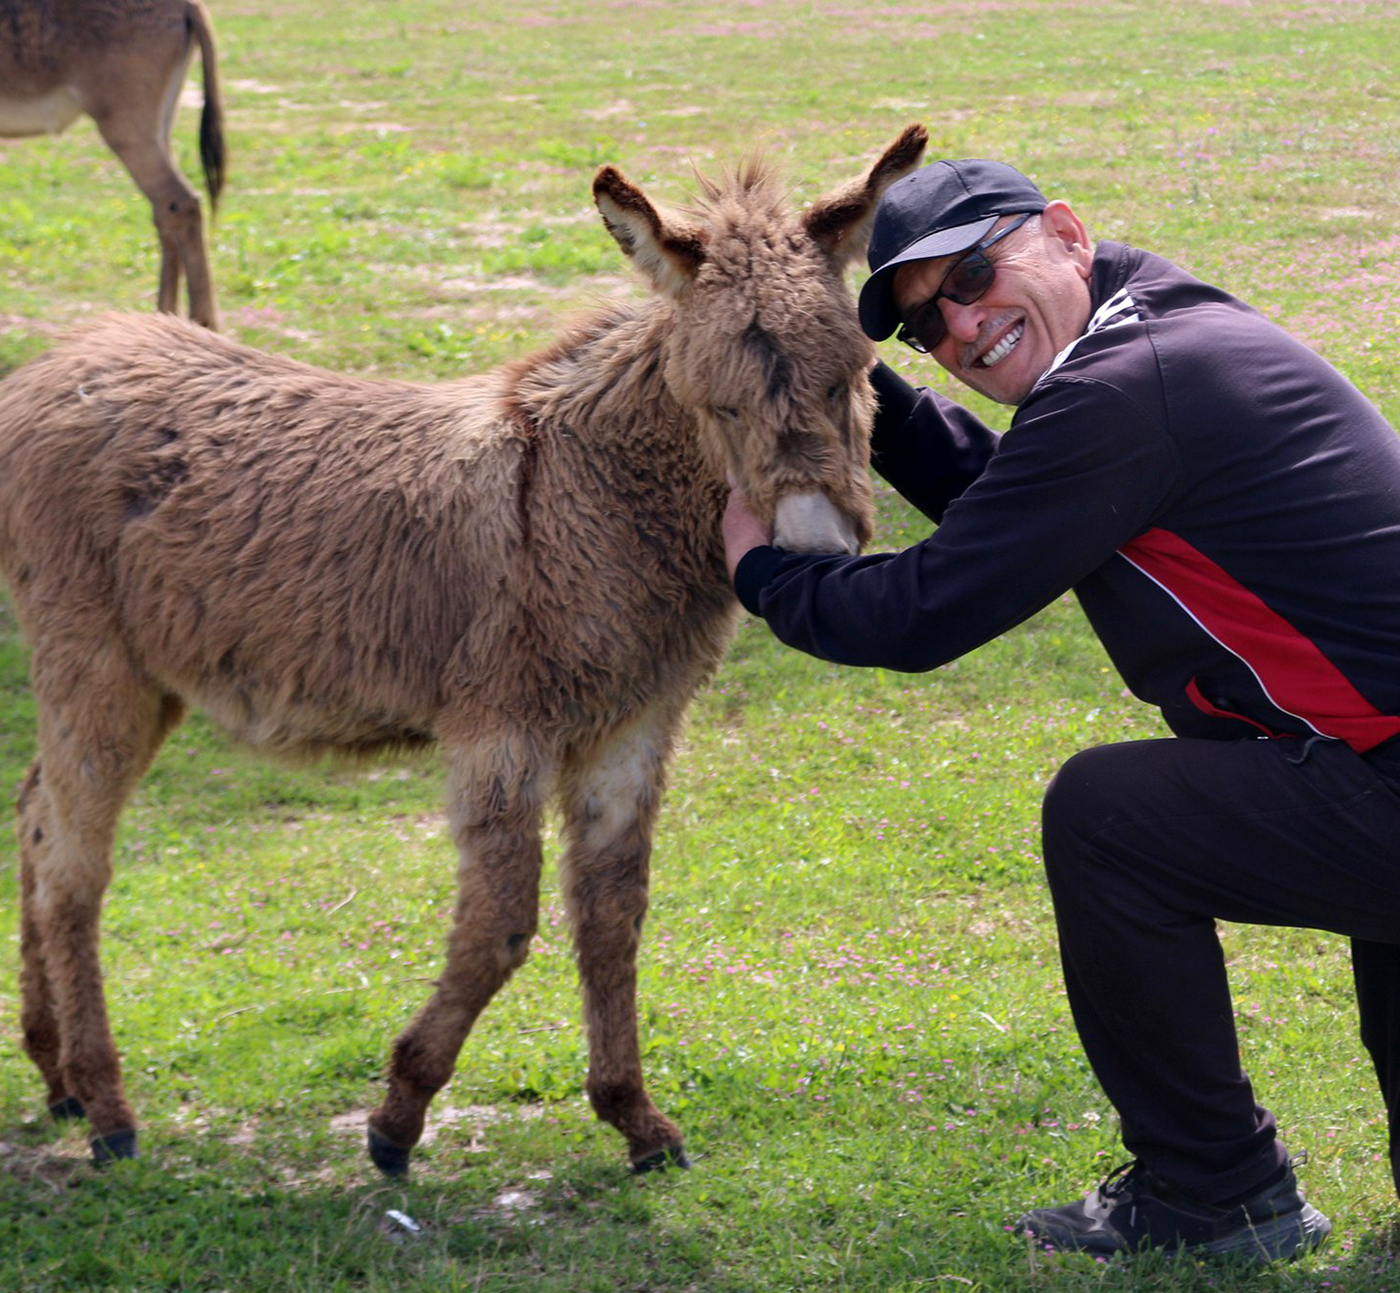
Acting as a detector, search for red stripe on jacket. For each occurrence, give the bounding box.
[1120,528,1400,752]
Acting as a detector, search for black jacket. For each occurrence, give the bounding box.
[734,241,1400,753]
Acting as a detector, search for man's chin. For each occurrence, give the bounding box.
[961,341,1055,405]
[956,369,1036,407]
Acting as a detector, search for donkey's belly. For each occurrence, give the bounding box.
[0,87,83,136]
[188,676,439,761]
[140,619,452,761]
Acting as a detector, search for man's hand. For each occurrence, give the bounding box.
[722,482,772,581]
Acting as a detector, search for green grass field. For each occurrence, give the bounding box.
[3,1,1400,1289]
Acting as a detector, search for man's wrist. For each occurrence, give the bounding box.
[733,545,784,615]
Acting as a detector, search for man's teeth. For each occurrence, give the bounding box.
[978,323,1024,368]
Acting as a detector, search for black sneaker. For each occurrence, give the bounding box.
[1017,1158,1331,1261]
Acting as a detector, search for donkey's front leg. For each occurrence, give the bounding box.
[367,733,550,1177]
[560,720,686,1172]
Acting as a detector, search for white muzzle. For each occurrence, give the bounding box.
[773,491,859,555]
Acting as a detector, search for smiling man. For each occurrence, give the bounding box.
[722,159,1400,1261]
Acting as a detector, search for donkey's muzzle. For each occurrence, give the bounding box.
[773,490,861,555]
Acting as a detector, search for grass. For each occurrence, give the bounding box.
[2,0,1400,1289]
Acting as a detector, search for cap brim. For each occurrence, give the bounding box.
[857,215,998,341]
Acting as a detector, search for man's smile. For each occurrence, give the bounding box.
[966,312,1026,370]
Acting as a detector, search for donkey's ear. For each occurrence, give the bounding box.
[801,123,929,272]
[594,166,707,299]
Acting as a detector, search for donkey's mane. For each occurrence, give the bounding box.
[504,153,810,442]
[503,300,676,433]
[688,151,791,221]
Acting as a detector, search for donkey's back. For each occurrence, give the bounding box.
[0,314,521,758]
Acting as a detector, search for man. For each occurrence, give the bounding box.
[722,157,1400,1260]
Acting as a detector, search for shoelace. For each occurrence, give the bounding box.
[1097,1161,1142,1201]
[1094,1161,1152,1231]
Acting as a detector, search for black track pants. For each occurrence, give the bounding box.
[1040,734,1400,1201]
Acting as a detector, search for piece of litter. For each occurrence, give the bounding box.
[493,1189,536,1211]
[384,1209,423,1237]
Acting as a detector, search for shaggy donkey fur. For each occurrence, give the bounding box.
[0,0,226,328]
[0,124,928,1174]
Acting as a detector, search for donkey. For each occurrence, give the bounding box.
[0,123,929,1175]
[0,0,226,328]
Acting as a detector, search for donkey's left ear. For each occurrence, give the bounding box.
[594,166,707,300]
[801,123,929,271]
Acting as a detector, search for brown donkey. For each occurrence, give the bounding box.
[0,0,226,328]
[0,124,928,1174]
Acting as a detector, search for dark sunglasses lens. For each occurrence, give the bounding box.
[945,252,995,303]
[900,306,943,352]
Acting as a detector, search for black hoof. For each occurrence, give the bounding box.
[367,1126,412,1178]
[49,1095,86,1122]
[91,1128,138,1165]
[631,1144,690,1174]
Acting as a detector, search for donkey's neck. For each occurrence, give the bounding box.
[503,301,714,485]
[494,300,735,662]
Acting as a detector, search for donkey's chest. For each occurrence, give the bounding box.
[471,554,737,731]
[527,570,732,671]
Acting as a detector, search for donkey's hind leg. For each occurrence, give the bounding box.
[559,714,685,1172]
[19,645,183,1162]
[91,74,218,329]
[367,730,552,1176]
[16,765,78,1120]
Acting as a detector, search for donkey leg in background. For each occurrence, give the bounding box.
[20,643,183,1161]
[559,715,684,1171]
[91,94,218,329]
[367,730,553,1176]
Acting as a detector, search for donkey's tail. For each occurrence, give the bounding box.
[188,0,226,211]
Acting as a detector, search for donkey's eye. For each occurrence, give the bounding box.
[827,383,845,404]
[713,405,740,422]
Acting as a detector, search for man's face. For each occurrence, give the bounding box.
[891,201,1095,406]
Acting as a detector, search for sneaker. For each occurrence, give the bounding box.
[1017,1158,1331,1261]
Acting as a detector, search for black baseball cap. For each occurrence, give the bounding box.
[858,159,1047,341]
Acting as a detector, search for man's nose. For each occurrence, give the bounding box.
[939,297,984,343]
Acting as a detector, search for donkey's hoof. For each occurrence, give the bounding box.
[367,1126,412,1178]
[91,1128,139,1165]
[631,1144,690,1174]
[48,1095,86,1122]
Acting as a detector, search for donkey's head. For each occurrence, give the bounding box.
[593,125,928,554]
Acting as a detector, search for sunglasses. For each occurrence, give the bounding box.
[895,213,1034,354]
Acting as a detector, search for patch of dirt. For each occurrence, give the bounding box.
[0,1136,88,1190]
[328,121,414,135]
[226,79,283,96]
[223,1120,260,1146]
[329,1101,543,1149]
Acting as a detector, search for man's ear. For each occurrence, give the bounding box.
[1041,200,1094,280]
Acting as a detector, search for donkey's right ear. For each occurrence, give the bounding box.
[594,167,707,300]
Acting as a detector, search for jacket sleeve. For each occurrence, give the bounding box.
[868,361,1001,523]
[735,374,1180,671]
